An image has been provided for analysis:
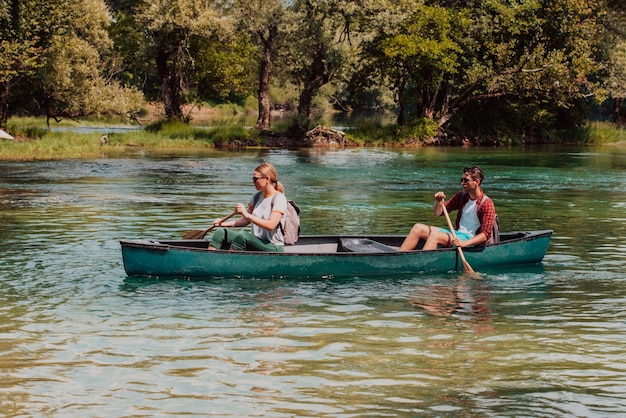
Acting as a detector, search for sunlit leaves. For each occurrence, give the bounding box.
[1,0,143,124]
[606,41,626,98]
[356,0,608,131]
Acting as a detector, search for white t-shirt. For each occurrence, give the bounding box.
[249,192,287,245]
[457,198,480,237]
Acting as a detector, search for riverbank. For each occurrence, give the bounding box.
[1,116,625,161]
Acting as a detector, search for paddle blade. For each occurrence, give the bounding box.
[462,260,476,274]
[182,212,235,240]
[183,229,207,239]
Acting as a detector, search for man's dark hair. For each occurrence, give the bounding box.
[464,165,484,184]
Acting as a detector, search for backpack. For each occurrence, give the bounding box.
[281,200,301,245]
[476,194,499,245]
[253,192,301,245]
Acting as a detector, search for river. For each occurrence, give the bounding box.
[1,145,625,416]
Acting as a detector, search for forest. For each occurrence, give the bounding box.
[2,0,626,145]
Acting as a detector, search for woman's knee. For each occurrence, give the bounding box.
[229,232,248,251]
[208,228,228,249]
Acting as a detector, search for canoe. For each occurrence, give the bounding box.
[120,230,553,279]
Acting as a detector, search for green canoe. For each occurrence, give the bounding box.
[120,230,553,279]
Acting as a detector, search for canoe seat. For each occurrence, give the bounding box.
[284,243,339,253]
[340,238,398,253]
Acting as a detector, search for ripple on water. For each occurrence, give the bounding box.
[1,149,625,416]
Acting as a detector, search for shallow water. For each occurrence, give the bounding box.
[1,145,625,416]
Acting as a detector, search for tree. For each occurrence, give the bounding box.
[134,0,249,121]
[600,0,626,123]
[448,0,605,134]
[361,3,464,125]
[136,0,219,120]
[1,0,143,128]
[357,0,606,137]
[39,0,143,124]
[283,0,356,134]
[234,0,286,131]
[0,0,54,127]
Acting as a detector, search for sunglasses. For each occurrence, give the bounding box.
[252,176,265,183]
[460,177,474,183]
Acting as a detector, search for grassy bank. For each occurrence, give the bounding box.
[0,118,257,160]
[1,117,624,161]
[583,121,626,144]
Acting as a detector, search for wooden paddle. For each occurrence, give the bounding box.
[440,201,476,274]
[182,210,237,240]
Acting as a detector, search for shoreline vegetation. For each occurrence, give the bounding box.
[1,107,626,161]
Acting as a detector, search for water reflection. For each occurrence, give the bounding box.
[409,276,495,333]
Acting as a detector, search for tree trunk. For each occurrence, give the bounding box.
[156,45,183,120]
[295,85,315,134]
[294,46,331,134]
[255,28,276,131]
[0,82,9,128]
[614,97,624,124]
[396,79,406,126]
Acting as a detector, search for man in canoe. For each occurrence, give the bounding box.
[208,162,287,252]
[400,165,497,251]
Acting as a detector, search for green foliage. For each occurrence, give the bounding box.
[352,0,610,138]
[605,40,626,98]
[279,0,359,132]
[0,0,144,126]
[270,81,299,112]
[7,125,49,140]
[243,95,258,113]
[128,0,255,119]
[145,119,198,136]
[346,117,438,145]
[0,130,112,160]
[193,35,257,103]
[2,0,625,142]
[585,120,626,144]
[144,117,255,144]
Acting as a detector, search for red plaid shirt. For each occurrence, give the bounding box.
[444,191,496,241]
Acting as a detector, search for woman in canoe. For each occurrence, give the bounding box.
[208,162,287,252]
[400,165,497,251]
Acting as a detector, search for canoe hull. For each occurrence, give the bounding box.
[120,230,553,279]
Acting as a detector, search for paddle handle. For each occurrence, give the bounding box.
[440,201,475,274]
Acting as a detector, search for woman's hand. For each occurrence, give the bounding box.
[212,209,240,228]
[235,202,251,220]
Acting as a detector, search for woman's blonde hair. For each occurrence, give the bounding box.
[255,162,284,192]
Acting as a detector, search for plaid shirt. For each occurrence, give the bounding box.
[445,191,496,241]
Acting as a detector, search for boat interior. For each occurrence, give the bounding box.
[151,232,536,254]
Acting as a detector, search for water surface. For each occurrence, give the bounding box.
[1,145,625,416]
